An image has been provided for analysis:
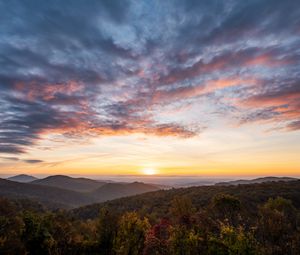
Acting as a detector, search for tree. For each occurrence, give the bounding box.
[143,218,170,255]
[219,224,258,255]
[169,225,204,255]
[114,212,150,255]
[209,194,241,226]
[21,212,55,255]
[258,197,300,255]
[97,208,120,255]
[170,196,195,226]
[42,212,79,255]
[0,198,24,255]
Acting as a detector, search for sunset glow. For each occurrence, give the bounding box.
[0,0,299,178]
[142,168,158,176]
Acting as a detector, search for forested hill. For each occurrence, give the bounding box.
[0,178,161,209]
[2,179,300,254]
[7,174,38,183]
[215,176,298,186]
[31,175,107,192]
[72,180,300,219]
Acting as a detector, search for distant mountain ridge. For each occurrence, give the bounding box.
[3,174,297,210]
[31,175,107,192]
[0,175,162,208]
[7,174,38,183]
[0,178,92,208]
[215,176,297,186]
[91,182,159,201]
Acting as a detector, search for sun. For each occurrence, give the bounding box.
[142,168,157,175]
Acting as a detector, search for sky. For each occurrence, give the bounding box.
[0,0,300,177]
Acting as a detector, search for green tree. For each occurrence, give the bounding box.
[43,212,79,255]
[209,194,241,226]
[97,207,120,255]
[21,212,55,255]
[219,224,258,255]
[258,197,300,255]
[169,225,204,255]
[114,212,150,255]
[170,196,195,226]
[0,198,24,255]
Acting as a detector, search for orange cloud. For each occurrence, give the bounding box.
[243,92,300,107]
[153,77,258,103]
[15,81,84,102]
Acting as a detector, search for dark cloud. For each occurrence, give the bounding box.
[0,95,91,153]
[238,107,281,124]
[158,47,292,86]
[0,156,20,161]
[286,120,300,131]
[0,146,25,154]
[23,159,44,164]
[0,156,43,163]
[0,0,299,154]
[236,78,300,127]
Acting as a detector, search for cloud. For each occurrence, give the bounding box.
[153,77,258,103]
[23,159,44,164]
[0,156,43,164]
[286,120,300,131]
[158,48,294,86]
[0,0,299,154]
[235,78,300,128]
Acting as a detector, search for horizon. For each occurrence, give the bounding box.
[2,173,300,180]
[0,0,300,177]
[3,172,300,188]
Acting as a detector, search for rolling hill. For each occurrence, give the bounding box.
[0,178,92,208]
[7,174,38,183]
[3,180,300,255]
[90,182,160,201]
[72,180,300,220]
[215,176,298,186]
[0,177,162,209]
[31,175,107,192]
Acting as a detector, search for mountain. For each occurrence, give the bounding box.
[175,180,218,187]
[7,174,38,183]
[72,180,300,220]
[31,175,107,192]
[215,176,298,186]
[90,182,159,201]
[0,177,161,209]
[0,178,92,208]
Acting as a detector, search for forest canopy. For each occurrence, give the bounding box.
[1,181,300,254]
